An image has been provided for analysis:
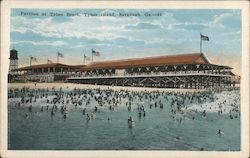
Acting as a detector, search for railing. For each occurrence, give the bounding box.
[24,72,73,75]
[21,70,232,79]
[69,70,232,79]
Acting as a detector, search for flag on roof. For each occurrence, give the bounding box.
[92,49,100,56]
[30,56,38,62]
[201,34,209,41]
[84,55,90,61]
[47,59,53,64]
[57,52,64,58]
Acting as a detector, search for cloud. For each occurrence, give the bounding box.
[124,22,162,30]
[211,13,232,25]
[11,27,28,34]
[12,40,67,46]
[10,10,182,47]
[11,15,140,41]
[167,12,241,33]
[70,43,126,49]
[169,22,207,31]
[209,13,241,29]
[111,37,145,46]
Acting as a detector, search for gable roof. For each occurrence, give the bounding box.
[16,63,84,71]
[82,53,210,71]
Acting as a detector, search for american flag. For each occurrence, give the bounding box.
[30,56,38,62]
[92,49,100,56]
[47,59,53,64]
[201,34,209,41]
[57,52,64,58]
[84,55,90,61]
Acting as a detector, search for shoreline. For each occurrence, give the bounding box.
[8,83,240,114]
[8,82,207,93]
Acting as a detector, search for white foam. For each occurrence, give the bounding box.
[186,90,240,114]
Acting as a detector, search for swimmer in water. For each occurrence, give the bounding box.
[91,112,96,119]
[51,110,54,117]
[82,108,86,115]
[217,129,224,136]
[63,113,67,120]
[128,116,134,128]
[175,136,182,140]
[28,105,32,113]
[128,105,131,111]
[128,116,133,123]
[94,106,98,113]
[86,113,90,121]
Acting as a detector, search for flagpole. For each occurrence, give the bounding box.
[91,49,93,63]
[30,56,32,66]
[57,52,59,63]
[83,54,85,65]
[200,33,202,53]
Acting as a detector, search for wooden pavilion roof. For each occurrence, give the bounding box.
[82,53,231,71]
[15,53,232,72]
[16,63,84,71]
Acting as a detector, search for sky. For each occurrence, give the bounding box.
[10,9,241,75]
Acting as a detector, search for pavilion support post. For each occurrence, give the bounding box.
[219,77,221,87]
[174,66,177,74]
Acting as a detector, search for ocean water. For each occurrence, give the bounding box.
[8,89,240,150]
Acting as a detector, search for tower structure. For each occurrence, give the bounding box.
[9,49,18,75]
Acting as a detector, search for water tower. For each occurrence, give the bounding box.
[9,49,18,75]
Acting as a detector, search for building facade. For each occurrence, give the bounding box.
[15,63,83,82]
[67,53,239,89]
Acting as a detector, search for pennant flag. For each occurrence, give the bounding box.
[84,55,90,61]
[201,34,209,41]
[92,49,100,56]
[31,56,38,62]
[47,59,53,64]
[57,52,64,58]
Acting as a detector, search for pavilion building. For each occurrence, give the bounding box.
[15,63,83,82]
[67,53,238,89]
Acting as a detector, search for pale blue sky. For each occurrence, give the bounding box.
[11,9,241,74]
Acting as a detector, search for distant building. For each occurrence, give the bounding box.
[15,63,83,82]
[67,53,237,89]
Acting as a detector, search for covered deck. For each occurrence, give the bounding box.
[67,53,237,89]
